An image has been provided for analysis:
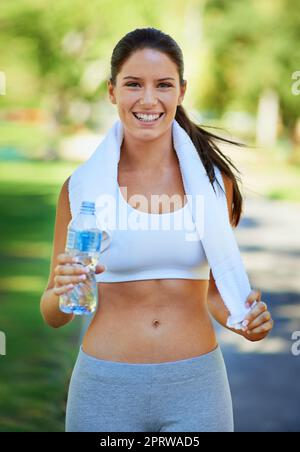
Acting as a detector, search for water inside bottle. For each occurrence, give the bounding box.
[59,250,100,316]
[59,206,103,316]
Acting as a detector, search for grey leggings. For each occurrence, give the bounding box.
[65,344,234,432]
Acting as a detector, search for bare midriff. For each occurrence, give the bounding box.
[82,156,218,364]
[82,279,218,363]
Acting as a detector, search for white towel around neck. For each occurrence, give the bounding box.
[68,118,253,329]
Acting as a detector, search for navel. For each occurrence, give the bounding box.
[152,319,161,328]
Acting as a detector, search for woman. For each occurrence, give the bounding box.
[40,28,274,432]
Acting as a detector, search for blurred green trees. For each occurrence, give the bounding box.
[200,0,300,150]
[0,0,299,153]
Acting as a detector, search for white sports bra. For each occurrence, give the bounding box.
[95,182,211,283]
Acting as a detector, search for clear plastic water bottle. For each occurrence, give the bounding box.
[59,201,102,316]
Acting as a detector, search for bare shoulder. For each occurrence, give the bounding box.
[44,176,72,290]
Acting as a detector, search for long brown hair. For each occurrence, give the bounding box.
[109,27,245,227]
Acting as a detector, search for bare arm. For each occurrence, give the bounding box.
[40,177,106,328]
[40,177,75,328]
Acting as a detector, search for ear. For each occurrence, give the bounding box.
[178,80,187,105]
[107,80,116,104]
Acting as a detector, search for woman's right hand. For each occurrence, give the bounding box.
[53,253,106,296]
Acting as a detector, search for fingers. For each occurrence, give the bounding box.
[95,264,106,274]
[245,289,261,308]
[247,309,272,330]
[54,264,89,276]
[53,253,106,296]
[54,273,88,287]
[242,300,269,331]
[242,300,273,335]
[53,284,75,296]
[57,253,80,265]
[56,254,106,275]
[53,270,88,296]
[54,254,83,295]
[247,319,274,336]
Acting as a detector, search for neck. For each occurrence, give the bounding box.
[120,127,178,172]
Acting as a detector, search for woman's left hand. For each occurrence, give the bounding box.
[241,290,274,341]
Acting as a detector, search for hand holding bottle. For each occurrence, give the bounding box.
[53,253,106,297]
[57,201,110,315]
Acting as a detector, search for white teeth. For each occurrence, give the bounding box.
[134,113,162,122]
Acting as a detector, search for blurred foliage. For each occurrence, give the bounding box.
[200,0,300,129]
[0,0,299,132]
[0,160,81,431]
[0,121,47,159]
[0,0,169,117]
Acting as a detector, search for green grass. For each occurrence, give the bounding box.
[0,160,84,432]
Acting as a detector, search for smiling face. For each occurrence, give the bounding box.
[108,48,187,142]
